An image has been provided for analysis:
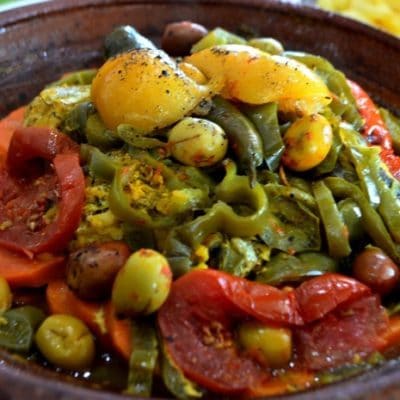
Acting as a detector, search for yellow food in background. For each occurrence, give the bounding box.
[318,0,400,36]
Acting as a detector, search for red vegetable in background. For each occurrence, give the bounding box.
[295,273,371,323]
[0,127,85,255]
[158,269,380,395]
[348,79,400,179]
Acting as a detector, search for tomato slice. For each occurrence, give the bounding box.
[158,270,383,394]
[158,270,276,394]
[217,271,303,325]
[295,295,388,371]
[295,273,371,323]
[0,127,84,255]
[7,126,79,176]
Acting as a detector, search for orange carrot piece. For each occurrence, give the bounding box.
[105,302,132,361]
[0,107,25,155]
[0,247,65,288]
[46,280,132,361]
[47,279,107,336]
[378,315,400,352]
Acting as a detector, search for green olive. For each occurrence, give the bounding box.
[35,314,95,370]
[112,248,172,316]
[0,277,12,313]
[237,321,292,368]
[168,117,228,167]
[248,37,284,55]
[282,114,333,171]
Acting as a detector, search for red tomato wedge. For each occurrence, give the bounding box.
[295,295,388,371]
[295,273,371,323]
[0,107,25,156]
[0,246,65,288]
[348,79,400,179]
[158,269,272,394]
[158,269,374,395]
[7,126,79,176]
[0,127,85,255]
[47,280,132,361]
[217,272,303,325]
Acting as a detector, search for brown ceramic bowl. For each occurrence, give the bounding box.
[1,0,400,399]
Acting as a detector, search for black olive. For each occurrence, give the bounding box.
[104,25,156,59]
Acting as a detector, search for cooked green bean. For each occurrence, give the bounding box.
[161,342,204,400]
[182,161,268,246]
[256,252,337,286]
[324,177,400,264]
[207,97,263,186]
[126,319,158,397]
[284,51,363,129]
[88,148,119,181]
[380,108,400,155]
[248,37,284,55]
[218,238,259,277]
[191,28,246,53]
[312,180,351,259]
[0,306,45,352]
[348,145,400,243]
[63,102,119,149]
[241,103,284,171]
[338,198,364,242]
[264,183,317,211]
[261,185,321,253]
[117,124,166,149]
[314,125,342,175]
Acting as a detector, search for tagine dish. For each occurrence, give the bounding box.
[1,20,400,399]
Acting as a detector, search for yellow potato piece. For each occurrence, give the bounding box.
[318,0,400,36]
[92,49,215,133]
[185,44,332,116]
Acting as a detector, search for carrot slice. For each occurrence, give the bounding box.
[0,107,25,155]
[46,279,132,361]
[0,247,65,288]
[105,302,132,361]
[378,315,400,352]
[46,279,105,334]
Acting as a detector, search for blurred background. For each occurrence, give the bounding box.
[0,0,399,37]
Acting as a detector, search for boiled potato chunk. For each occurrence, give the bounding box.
[91,49,215,133]
[168,117,228,167]
[185,44,332,115]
